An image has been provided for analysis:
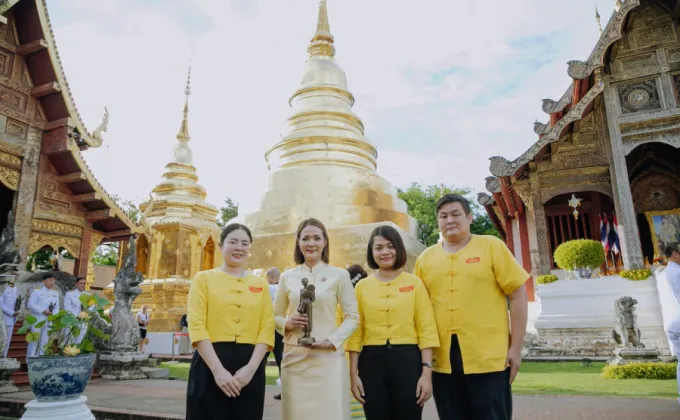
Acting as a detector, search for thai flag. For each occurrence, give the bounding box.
[609,213,621,255]
[600,213,610,254]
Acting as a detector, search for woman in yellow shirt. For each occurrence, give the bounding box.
[348,225,439,420]
[186,223,275,420]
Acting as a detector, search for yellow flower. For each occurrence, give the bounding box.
[77,311,90,321]
[87,299,96,307]
[63,345,80,356]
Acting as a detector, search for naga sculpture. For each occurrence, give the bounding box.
[0,211,20,275]
[97,236,143,352]
[612,296,645,348]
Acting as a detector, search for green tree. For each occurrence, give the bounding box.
[397,183,499,247]
[217,198,239,228]
[111,194,140,223]
[91,243,119,267]
[26,247,73,271]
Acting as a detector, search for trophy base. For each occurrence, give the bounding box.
[297,336,316,346]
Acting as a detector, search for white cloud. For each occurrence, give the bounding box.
[46,0,615,216]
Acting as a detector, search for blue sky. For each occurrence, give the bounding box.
[46,0,615,213]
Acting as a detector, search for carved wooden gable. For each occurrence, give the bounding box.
[34,157,87,226]
[537,104,608,173]
[0,13,47,150]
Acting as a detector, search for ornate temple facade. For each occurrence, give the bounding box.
[108,68,222,332]
[0,0,138,288]
[479,0,680,281]
[243,0,424,271]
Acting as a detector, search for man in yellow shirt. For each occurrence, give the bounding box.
[414,194,529,420]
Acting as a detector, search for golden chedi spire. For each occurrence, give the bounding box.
[143,61,218,233]
[265,0,377,174]
[176,64,191,142]
[243,0,423,272]
[124,59,222,333]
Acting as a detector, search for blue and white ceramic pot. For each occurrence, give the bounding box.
[26,353,96,402]
[574,267,594,279]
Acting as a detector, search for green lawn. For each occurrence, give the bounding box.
[513,362,677,399]
[159,361,678,399]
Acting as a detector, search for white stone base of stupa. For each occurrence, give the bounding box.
[21,396,94,420]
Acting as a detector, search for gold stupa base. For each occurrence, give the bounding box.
[104,277,191,333]
[246,222,425,274]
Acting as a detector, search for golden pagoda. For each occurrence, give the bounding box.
[105,65,222,332]
[243,0,424,272]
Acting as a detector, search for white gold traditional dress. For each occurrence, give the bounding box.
[274,263,359,420]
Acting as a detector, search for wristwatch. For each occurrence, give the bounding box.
[422,362,433,369]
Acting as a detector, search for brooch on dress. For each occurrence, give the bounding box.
[320,277,327,282]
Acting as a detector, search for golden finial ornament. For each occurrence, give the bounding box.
[308,0,335,58]
[614,0,623,12]
[176,46,193,143]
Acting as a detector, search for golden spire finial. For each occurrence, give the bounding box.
[308,0,335,58]
[595,6,603,35]
[177,46,193,142]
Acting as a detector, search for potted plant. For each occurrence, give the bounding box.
[553,239,605,279]
[18,292,110,402]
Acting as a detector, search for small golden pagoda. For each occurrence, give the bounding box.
[243,0,424,272]
[105,65,222,332]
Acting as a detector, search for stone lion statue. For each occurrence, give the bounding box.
[612,296,645,348]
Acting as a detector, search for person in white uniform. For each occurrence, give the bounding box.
[63,277,87,345]
[0,278,18,357]
[663,242,680,405]
[26,273,60,357]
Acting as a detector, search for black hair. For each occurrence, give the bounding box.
[435,193,471,216]
[347,264,367,287]
[664,242,680,258]
[219,223,253,246]
[41,272,56,281]
[366,225,407,270]
[75,277,86,283]
[294,218,330,265]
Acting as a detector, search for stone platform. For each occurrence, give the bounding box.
[0,380,677,419]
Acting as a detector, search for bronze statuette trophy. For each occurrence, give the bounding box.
[297,278,316,346]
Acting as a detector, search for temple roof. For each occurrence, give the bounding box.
[488,0,641,178]
[4,0,138,238]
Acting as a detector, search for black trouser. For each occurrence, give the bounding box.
[186,342,266,420]
[265,331,284,376]
[432,334,512,420]
[358,343,424,420]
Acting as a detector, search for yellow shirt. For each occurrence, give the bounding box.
[346,273,439,353]
[414,235,529,374]
[188,269,275,349]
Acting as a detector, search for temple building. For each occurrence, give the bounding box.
[477,0,680,357]
[0,0,138,287]
[478,0,680,279]
[105,66,222,333]
[0,0,140,385]
[242,0,424,271]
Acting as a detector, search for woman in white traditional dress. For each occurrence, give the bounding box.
[274,218,359,420]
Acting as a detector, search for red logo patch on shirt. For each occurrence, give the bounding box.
[249,286,263,293]
[466,257,481,264]
[399,285,414,293]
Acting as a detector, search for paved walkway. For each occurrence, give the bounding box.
[0,379,678,419]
